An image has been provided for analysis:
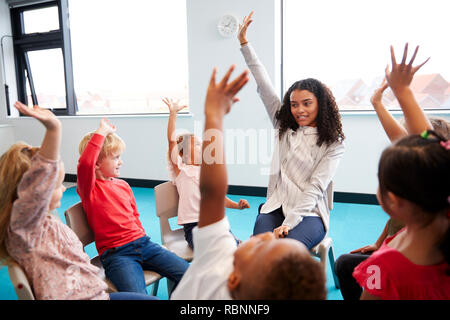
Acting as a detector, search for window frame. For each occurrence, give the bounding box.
[10,0,77,116]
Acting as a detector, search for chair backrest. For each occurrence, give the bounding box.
[8,260,35,300]
[327,181,334,211]
[154,181,179,242]
[64,202,95,247]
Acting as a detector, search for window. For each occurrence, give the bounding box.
[69,0,189,115]
[9,0,189,116]
[10,0,76,115]
[283,0,450,111]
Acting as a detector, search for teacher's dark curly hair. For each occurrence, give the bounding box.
[276,78,345,146]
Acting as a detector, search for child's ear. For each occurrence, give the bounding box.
[227,271,241,293]
[387,191,406,209]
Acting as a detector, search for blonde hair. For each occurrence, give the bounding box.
[0,143,39,265]
[79,132,126,160]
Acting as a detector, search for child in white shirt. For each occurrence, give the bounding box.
[171,66,327,300]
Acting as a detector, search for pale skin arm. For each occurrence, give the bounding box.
[163,97,187,177]
[198,65,249,228]
[385,43,432,135]
[14,102,61,161]
[225,197,250,209]
[95,118,116,137]
[370,79,408,142]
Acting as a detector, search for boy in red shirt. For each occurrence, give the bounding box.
[77,118,189,295]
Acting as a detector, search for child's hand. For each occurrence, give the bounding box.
[204,65,249,119]
[385,43,430,93]
[237,199,250,209]
[14,102,61,131]
[96,118,116,137]
[238,11,253,45]
[162,97,187,114]
[370,79,389,109]
[274,225,289,239]
[350,243,380,254]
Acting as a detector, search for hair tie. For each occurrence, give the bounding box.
[420,130,430,139]
[440,140,450,150]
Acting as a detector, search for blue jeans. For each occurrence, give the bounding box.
[109,292,159,300]
[253,204,326,250]
[100,236,189,295]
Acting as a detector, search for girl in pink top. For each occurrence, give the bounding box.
[163,98,250,249]
[0,102,155,300]
[353,131,450,300]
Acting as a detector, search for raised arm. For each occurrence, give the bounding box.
[370,79,408,142]
[14,102,61,161]
[8,102,61,234]
[163,98,187,177]
[238,11,281,127]
[198,66,249,228]
[385,43,433,135]
[77,118,115,199]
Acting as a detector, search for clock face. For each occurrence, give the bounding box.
[218,14,238,37]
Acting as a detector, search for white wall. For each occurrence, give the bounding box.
[0,0,449,195]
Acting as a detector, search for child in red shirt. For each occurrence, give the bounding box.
[353,130,450,300]
[77,118,189,295]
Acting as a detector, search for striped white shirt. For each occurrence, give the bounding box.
[240,44,345,232]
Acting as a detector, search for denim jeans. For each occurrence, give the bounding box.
[109,292,159,300]
[253,204,326,250]
[100,236,189,295]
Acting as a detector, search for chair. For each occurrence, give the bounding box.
[154,181,194,262]
[64,202,162,295]
[8,260,35,300]
[310,181,340,289]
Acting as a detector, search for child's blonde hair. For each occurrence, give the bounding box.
[0,143,39,265]
[79,132,126,160]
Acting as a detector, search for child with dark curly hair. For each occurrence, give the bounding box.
[238,11,345,249]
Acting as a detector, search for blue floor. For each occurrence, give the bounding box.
[0,186,388,300]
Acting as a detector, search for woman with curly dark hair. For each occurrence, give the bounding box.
[238,11,345,249]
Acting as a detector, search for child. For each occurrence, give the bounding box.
[335,44,450,300]
[77,118,189,295]
[163,97,249,249]
[171,65,327,300]
[0,102,155,300]
[238,12,345,249]
[353,130,450,300]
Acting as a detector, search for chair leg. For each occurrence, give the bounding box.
[328,246,340,289]
[151,280,159,296]
[167,278,176,297]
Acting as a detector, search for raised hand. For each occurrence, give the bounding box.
[14,101,61,131]
[385,43,430,93]
[95,118,116,137]
[204,65,249,119]
[162,97,188,114]
[238,11,254,45]
[370,79,389,109]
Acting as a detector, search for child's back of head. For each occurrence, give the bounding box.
[231,237,327,300]
[0,143,40,264]
[378,131,450,269]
